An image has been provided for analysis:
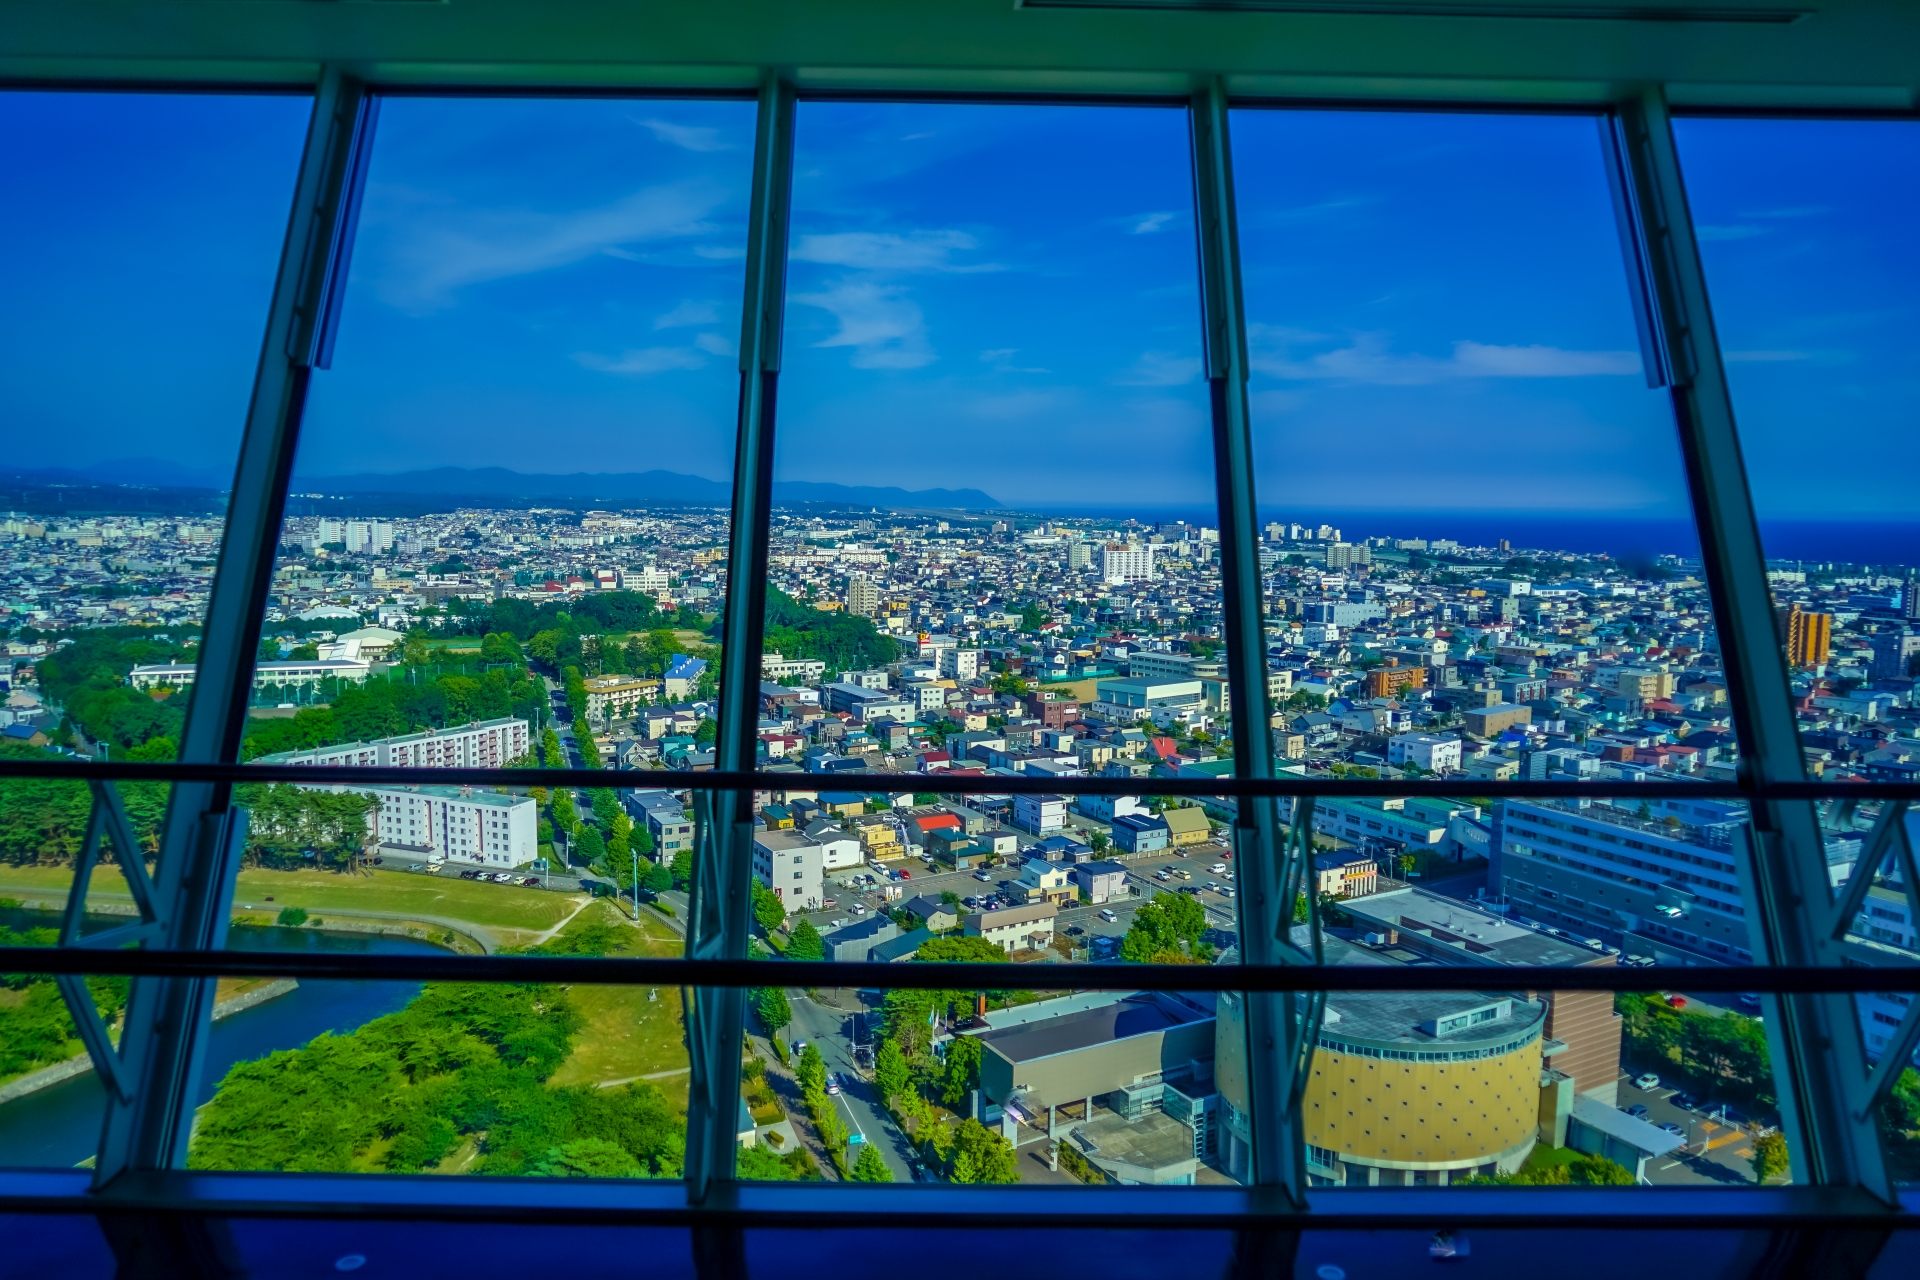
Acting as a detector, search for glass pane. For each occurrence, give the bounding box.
[744,981,1235,1185]
[1235,108,1726,797]
[192,890,686,1177]
[1675,118,1920,750]
[1231,981,1789,1189]
[0,89,310,1169]
[232,98,749,922]
[759,100,1243,815]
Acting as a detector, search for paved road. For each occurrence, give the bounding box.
[787,990,918,1180]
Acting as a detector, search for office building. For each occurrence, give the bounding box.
[751,828,825,914]
[1493,796,1754,967]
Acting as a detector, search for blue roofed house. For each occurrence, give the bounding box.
[1111,813,1171,854]
[664,654,709,700]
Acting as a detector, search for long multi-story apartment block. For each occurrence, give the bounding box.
[582,674,661,722]
[256,717,530,769]
[351,784,538,868]
[1492,796,1754,965]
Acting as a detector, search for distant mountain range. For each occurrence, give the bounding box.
[6,462,1000,514]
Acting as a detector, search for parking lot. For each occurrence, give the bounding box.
[1617,1073,1770,1185]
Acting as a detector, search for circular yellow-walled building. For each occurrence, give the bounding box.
[1217,990,1545,1186]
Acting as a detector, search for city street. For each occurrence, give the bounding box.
[787,989,918,1180]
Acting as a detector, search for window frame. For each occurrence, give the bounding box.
[2,68,1919,1231]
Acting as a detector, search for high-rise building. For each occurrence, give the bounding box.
[1323,542,1372,570]
[846,572,879,616]
[1905,570,1920,622]
[1099,542,1155,585]
[1778,602,1833,669]
[1870,628,1920,679]
[1067,542,1092,570]
[344,520,394,555]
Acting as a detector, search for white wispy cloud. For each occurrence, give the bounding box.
[1129,212,1178,235]
[1117,351,1202,386]
[573,346,711,375]
[653,299,721,330]
[980,348,1049,374]
[791,230,991,273]
[1247,327,1640,384]
[635,117,736,153]
[1696,225,1768,242]
[693,332,735,356]
[374,178,731,312]
[791,279,934,369]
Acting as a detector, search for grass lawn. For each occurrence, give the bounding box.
[545,903,690,1091]
[228,868,584,936]
[1520,1143,1586,1176]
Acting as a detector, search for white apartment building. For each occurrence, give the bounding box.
[345,520,394,555]
[325,783,539,868]
[582,674,661,722]
[131,658,373,693]
[1387,732,1463,774]
[255,717,530,769]
[938,647,982,680]
[618,564,672,594]
[762,652,827,682]
[1012,793,1067,835]
[964,901,1057,952]
[625,790,695,863]
[1100,541,1156,585]
[752,828,825,913]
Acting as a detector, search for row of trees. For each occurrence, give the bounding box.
[1615,993,1776,1114]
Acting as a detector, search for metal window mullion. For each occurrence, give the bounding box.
[91,69,373,1187]
[1609,87,1894,1202]
[1190,77,1318,1207]
[685,72,796,1205]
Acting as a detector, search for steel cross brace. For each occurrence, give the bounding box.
[1606,86,1897,1200]
[1190,76,1324,1205]
[684,72,796,1205]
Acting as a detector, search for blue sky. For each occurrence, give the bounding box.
[297,97,754,483]
[773,102,1213,511]
[2,92,309,480]
[1675,118,1920,527]
[1234,109,1693,536]
[8,93,1910,550]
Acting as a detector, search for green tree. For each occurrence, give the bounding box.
[642,863,673,895]
[796,1042,827,1096]
[1120,892,1210,963]
[752,880,787,935]
[754,986,792,1035]
[948,1117,1019,1184]
[276,905,308,927]
[670,848,694,893]
[1750,1130,1791,1182]
[531,1137,643,1178]
[874,1037,911,1104]
[787,920,825,961]
[941,1033,984,1107]
[850,1141,894,1183]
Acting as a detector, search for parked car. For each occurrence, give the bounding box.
[1626,1105,1649,1119]
[974,871,992,882]
[1665,994,1687,1008]
[1658,1123,1686,1138]
[1736,993,1763,1014]
[1210,863,1228,874]
[521,877,540,887]
[1634,1073,1661,1091]
[1098,909,1118,923]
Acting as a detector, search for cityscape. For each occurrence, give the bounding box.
[4,486,1917,1189]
